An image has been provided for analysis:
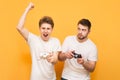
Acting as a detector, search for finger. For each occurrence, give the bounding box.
[46,54,51,59]
[30,3,34,8]
[29,2,34,9]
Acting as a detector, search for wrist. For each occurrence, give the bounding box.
[25,7,30,12]
[64,53,67,59]
[81,60,86,65]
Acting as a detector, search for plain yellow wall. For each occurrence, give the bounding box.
[0,0,120,80]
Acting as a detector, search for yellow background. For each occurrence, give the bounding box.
[0,0,120,80]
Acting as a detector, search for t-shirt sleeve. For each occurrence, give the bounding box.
[88,46,98,61]
[62,37,70,53]
[55,39,61,52]
[27,32,37,46]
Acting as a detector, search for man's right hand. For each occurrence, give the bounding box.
[65,51,74,59]
[26,2,34,11]
[16,2,34,41]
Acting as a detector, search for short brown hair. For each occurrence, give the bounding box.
[39,16,54,28]
[77,18,91,30]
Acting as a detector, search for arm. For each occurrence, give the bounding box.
[47,51,59,65]
[77,58,96,72]
[58,52,67,61]
[16,2,34,41]
[58,51,74,61]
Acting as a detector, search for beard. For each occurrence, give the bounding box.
[77,34,87,40]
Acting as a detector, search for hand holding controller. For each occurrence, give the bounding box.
[72,52,82,58]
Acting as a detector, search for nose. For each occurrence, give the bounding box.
[44,29,48,32]
[78,30,82,34]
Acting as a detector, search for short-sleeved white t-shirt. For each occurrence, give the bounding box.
[61,36,98,80]
[27,32,61,80]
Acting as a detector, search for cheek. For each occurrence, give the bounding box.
[39,28,42,31]
[40,30,43,33]
[82,32,87,35]
[84,32,89,36]
[39,30,44,34]
[48,29,53,33]
[48,31,52,34]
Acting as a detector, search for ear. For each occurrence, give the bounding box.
[88,30,91,34]
[51,28,53,31]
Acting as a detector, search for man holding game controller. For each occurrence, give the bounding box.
[58,19,98,80]
[16,2,61,80]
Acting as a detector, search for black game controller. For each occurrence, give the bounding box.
[72,52,82,58]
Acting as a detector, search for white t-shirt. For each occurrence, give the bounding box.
[61,36,98,80]
[27,32,61,80]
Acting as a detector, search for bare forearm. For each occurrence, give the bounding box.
[17,8,29,30]
[58,53,66,61]
[17,2,34,31]
[52,52,58,65]
[82,61,96,72]
[47,52,59,65]
[16,2,34,40]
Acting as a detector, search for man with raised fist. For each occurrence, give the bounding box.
[17,2,61,80]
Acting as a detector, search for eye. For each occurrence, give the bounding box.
[77,27,80,30]
[82,29,86,31]
[47,28,51,30]
[42,27,45,29]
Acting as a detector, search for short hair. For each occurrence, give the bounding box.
[39,16,54,28]
[77,18,91,30]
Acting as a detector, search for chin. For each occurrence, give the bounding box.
[41,36,49,41]
[78,37,85,40]
[43,37,49,41]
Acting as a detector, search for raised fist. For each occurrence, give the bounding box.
[26,2,34,10]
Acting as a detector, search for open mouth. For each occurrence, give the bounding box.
[43,34,48,37]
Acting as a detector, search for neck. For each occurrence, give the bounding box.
[76,37,88,43]
[40,36,50,42]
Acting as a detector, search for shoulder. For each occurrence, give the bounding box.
[51,37,60,41]
[50,37,61,43]
[28,32,39,38]
[87,39,97,49]
[28,32,39,42]
[65,35,76,40]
